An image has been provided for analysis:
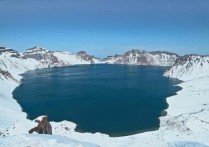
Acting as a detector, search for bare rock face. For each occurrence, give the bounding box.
[164,54,209,80]
[0,68,19,82]
[76,51,98,64]
[29,116,52,135]
[0,47,20,57]
[103,49,179,66]
[22,47,100,65]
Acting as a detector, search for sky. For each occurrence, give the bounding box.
[0,0,209,58]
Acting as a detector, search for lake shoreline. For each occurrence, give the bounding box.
[12,65,182,136]
[1,64,209,146]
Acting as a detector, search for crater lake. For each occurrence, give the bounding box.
[13,64,182,136]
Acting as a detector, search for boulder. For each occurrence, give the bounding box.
[29,116,52,134]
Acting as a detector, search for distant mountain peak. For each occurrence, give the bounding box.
[164,54,209,81]
[124,49,144,55]
[77,51,87,55]
[25,46,48,52]
[104,49,179,66]
[0,46,20,57]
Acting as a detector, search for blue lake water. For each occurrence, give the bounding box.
[13,64,182,136]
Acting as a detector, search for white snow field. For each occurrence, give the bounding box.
[0,49,209,147]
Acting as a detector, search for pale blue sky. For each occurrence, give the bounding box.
[0,0,209,57]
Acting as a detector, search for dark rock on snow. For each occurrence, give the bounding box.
[29,116,52,135]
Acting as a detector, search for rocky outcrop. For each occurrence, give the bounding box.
[22,47,49,61]
[22,47,59,64]
[0,68,19,82]
[164,54,209,80]
[103,49,179,66]
[76,51,100,64]
[21,47,101,66]
[0,47,20,57]
[29,116,52,134]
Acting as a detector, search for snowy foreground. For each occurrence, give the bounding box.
[0,50,209,146]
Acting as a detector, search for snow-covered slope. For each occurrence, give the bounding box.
[1,47,209,147]
[0,48,40,81]
[53,50,101,65]
[0,134,98,147]
[164,55,209,81]
[104,49,179,66]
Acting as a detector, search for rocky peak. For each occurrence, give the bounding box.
[0,47,20,57]
[77,51,87,55]
[173,54,207,66]
[124,49,144,56]
[104,49,179,66]
[29,116,52,135]
[26,46,47,52]
[76,51,99,64]
[114,54,120,58]
[164,54,209,80]
[22,47,52,61]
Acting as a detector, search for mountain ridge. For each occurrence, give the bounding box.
[164,54,209,81]
[103,49,180,66]
[1,46,209,82]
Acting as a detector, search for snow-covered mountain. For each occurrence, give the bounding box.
[1,47,209,146]
[103,49,179,66]
[0,47,21,57]
[0,47,101,82]
[22,47,101,67]
[164,54,209,81]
